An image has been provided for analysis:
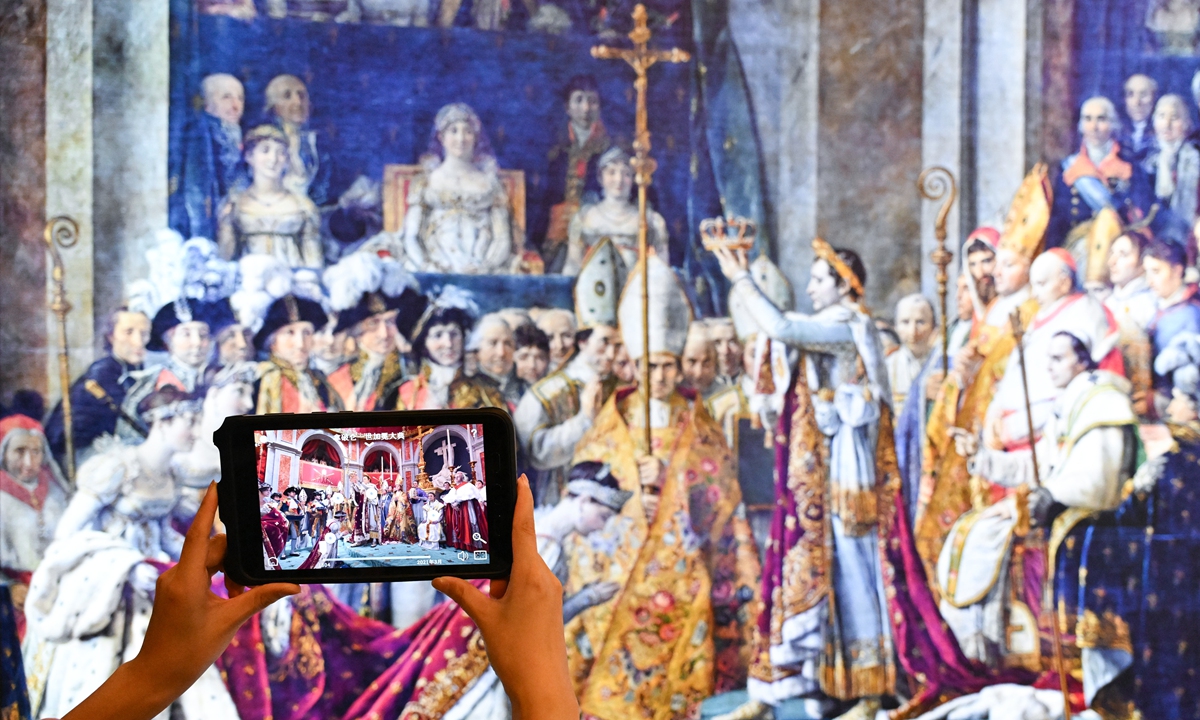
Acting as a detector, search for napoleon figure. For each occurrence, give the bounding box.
[715,239,898,720]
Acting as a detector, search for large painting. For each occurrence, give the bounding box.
[2,0,1200,718]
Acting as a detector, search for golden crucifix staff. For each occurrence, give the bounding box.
[44,216,79,483]
[592,4,690,448]
[917,166,958,373]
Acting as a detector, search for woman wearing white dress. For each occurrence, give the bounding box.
[22,387,240,719]
[217,125,323,269]
[561,146,669,279]
[402,103,515,275]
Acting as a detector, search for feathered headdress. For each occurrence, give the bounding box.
[230,255,294,333]
[411,285,479,343]
[181,238,238,303]
[324,252,425,337]
[1155,332,1200,402]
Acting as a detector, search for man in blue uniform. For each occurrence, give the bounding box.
[177,73,246,240]
[1047,96,1153,248]
[44,307,151,469]
[1144,238,1200,416]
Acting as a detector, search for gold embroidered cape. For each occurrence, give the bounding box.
[564,387,762,720]
[915,298,1037,586]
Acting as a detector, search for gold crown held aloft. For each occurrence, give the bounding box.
[700,215,757,252]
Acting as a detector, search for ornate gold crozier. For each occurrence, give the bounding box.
[45,216,79,483]
[592,4,690,449]
[917,166,957,373]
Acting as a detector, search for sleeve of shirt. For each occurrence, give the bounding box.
[514,391,593,470]
[1043,425,1127,510]
[730,275,855,347]
[969,444,1037,489]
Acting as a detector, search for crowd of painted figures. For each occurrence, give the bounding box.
[4,68,1200,720]
[258,453,490,572]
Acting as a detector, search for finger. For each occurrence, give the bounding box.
[179,483,219,569]
[205,534,228,577]
[224,574,246,599]
[509,475,539,571]
[226,583,300,624]
[488,577,509,600]
[433,577,494,621]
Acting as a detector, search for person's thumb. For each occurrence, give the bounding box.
[433,576,494,623]
[226,583,301,625]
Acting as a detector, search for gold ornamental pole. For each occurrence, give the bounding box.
[917,166,958,373]
[592,4,690,449]
[44,216,80,483]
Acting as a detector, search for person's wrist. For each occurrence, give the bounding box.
[508,675,579,720]
[124,655,190,702]
[728,269,751,284]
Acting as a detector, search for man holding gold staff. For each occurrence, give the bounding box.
[564,253,762,720]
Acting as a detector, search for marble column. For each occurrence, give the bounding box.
[91,0,170,336]
[45,0,95,401]
[973,0,1032,228]
[816,0,925,313]
[267,440,302,490]
[920,0,964,315]
[735,0,924,313]
[773,0,821,309]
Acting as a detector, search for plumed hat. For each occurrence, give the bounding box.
[149,297,237,352]
[1154,332,1200,402]
[728,254,792,342]
[574,238,620,330]
[324,252,426,338]
[230,255,296,333]
[999,163,1053,261]
[618,252,693,360]
[253,294,329,351]
[410,285,480,349]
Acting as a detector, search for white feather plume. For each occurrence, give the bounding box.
[431,284,479,317]
[181,237,237,302]
[141,229,188,310]
[231,255,292,332]
[324,253,385,311]
[379,256,418,297]
[291,268,326,304]
[323,252,420,312]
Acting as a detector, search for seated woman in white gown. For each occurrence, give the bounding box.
[561,146,669,279]
[402,103,515,275]
[21,387,239,719]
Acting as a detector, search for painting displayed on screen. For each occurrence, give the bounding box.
[255,424,489,570]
